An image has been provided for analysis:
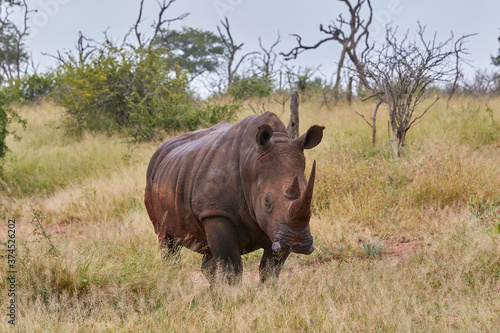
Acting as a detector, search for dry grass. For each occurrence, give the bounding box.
[0,96,499,332]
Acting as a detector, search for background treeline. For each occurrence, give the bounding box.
[0,0,499,164]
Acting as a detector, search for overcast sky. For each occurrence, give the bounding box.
[14,0,500,80]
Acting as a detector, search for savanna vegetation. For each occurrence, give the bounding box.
[1,0,499,331]
[0,93,499,331]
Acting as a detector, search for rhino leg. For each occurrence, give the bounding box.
[259,248,290,283]
[201,217,243,285]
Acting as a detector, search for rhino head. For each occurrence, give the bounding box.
[249,122,324,255]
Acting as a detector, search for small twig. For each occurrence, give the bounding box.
[355,111,373,129]
[247,103,257,115]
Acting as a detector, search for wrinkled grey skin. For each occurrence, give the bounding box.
[144,111,324,284]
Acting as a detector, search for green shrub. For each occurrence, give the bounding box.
[51,40,239,142]
[5,72,56,103]
[0,96,8,162]
[51,42,195,140]
[196,101,239,126]
[228,75,273,101]
[0,89,26,175]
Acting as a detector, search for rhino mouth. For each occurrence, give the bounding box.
[272,230,314,255]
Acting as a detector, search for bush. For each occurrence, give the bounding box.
[0,96,8,162]
[228,75,273,101]
[51,40,239,142]
[5,72,56,103]
[196,101,239,126]
[0,89,26,175]
[51,42,190,140]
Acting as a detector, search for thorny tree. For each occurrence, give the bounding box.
[360,25,471,156]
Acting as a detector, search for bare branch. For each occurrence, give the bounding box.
[130,0,188,49]
[355,111,374,129]
[134,0,145,47]
[76,31,97,65]
[259,32,280,79]
[355,98,382,146]
[281,33,337,60]
[282,0,373,95]
[247,103,257,115]
[41,50,67,65]
[408,96,439,129]
[216,17,258,91]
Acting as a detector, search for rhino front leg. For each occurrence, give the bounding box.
[259,248,290,283]
[202,217,243,285]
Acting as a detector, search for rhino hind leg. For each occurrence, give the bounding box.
[259,248,290,283]
[201,217,243,285]
[144,190,182,261]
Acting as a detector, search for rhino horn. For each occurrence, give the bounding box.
[284,175,301,200]
[286,161,316,228]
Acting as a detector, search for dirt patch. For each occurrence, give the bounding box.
[383,236,425,261]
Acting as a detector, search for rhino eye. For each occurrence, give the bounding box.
[264,193,273,212]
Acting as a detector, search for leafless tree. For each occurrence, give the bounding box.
[360,25,472,156]
[258,33,280,81]
[133,0,189,49]
[217,17,258,91]
[41,31,99,67]
[282,0,373,97]
[460,68,499,97]
[273,71,291,113]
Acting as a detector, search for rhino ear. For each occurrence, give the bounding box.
[256,125,273,147]
[295,125,325,150]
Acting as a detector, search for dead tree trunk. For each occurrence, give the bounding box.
[287,91,299,139]
[346,76,353,105]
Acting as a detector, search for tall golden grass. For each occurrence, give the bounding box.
[1,95,499,332]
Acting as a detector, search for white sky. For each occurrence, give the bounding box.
[14,0,500,81]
